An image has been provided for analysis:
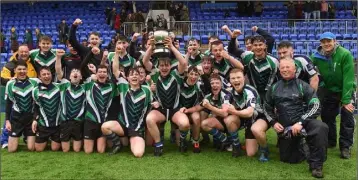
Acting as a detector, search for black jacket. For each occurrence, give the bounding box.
[264,78,320,127]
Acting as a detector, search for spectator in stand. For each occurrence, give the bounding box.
[109,7,116,29]
[295,1,304,19]
[328,2,336,20]
[10,27,18,53]
[168,2,176,29]
[181,6,190,35]
[24,29,33,50]
[114,14,121,33]
[287,1,296,27]
[106,37,116,52]
[321,0,329,19]
[156,14,168,30]
[246,1,254,17]
[105,7,111,25]
[81,39,88,47]
[174,4,181,22]
[303,1,314,22]
[0,29,5,53]
[35,28,43,47]
[254,1,264,17]
[133,12,145,33]
[58,19,69,44]
[313,0,321,21]
[120,8,127,24]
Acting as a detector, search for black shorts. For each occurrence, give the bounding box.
[60,120,84,141]
[35,125,61,143]
[9,114,35,137]
[254,113,270,129]
[117,121,145,138]
[215,117,228,133]
[106,96,122,121]
[153,107,180,121]
[239,118,255,139]
[83,120,103,140]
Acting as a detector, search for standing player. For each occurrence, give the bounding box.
[101,50,152,157]
[210,40,244,79]
[186,38,204,68]
[228,31,279,162]
[277,41,319,91]
[4,61,39,152]
[55,50,86,152]
[29,36,58,80]
[31,67,62,152]
[225,68,262,157]
[144,37,190,156]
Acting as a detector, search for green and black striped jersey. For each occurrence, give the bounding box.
[293,55,317,83]
[117,77,152,131]
[32,82,62,127]
[107,52,136,77]
[240,51,279,93]
[84,81,116,123]
[213,58,233,79]
[204,89,231,111]
[59,79,86,122]
[180,80,203,108]
[230,84,263,119]
[151,69,183,109]
[188,53,204,67]
[30,49,58,80]
[5,78,40,115]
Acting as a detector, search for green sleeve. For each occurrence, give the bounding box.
[117,77,129,93]
[310,54,316,65]
[83,81,94,91]
[172,70,184,85]
[29,49,38,62]
[151,71,160,83]
[341,52,356,104]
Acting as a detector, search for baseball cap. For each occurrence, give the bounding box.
[319,32,336,41]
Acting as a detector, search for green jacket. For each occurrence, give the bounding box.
[311,45,356,104]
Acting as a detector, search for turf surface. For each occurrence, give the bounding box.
[0,114,356,180]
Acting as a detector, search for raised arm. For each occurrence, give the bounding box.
[165,37,187,74]
[55,49,66,81]
[69,18,88,55]
[129,33,143,60]
[252,26,275,54]
[228,29,245,58]
[142,38,154,72]
[112,50,121,79]
[221,50,244,70]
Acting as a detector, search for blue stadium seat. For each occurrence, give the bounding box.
[307,34,315,40]
[281,34,289,40]
[289,34,297,41]
[343,34,352,40]
[57,44,66,49]
[175,35,183,42]
[298,34,306,40]
[183,35,190,42]
[201,35,209,44]
[352,34,357,40]
[219,35,227,41]
[336,34,343,40]
[1,53,7,63]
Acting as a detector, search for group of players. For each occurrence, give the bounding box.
[2,18,356,178]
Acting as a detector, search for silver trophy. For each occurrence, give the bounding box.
[149,30,173,58]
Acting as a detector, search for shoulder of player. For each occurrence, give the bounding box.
[30,49,40,54]
[293,54,312,63]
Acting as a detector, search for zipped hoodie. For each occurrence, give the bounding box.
[311,44,356,104]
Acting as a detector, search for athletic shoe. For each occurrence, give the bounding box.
[170,131,176,144]
[154,146,163,157]
[179,139,188,153]
[226,144,233,152]
[217,140,231,152]
[200,133,210,145]
[232,144,241,157]
[340,148,351,159]
[1,143,8,149]
[108,144,122,155]
[192,142,201,153]
[311,168,323,178]
[259,146,269,162]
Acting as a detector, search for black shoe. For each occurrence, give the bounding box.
[328,144,336,148]
[200,134,210,145]
[179,139,188,152]
[170,131,176,144]
[23,138,27,144]
[108,144,122,155]
[232,144,241,157]
[154,146,163,157]
[192,142,201,153]
[340,148,351,159]
[217,140,231,152]
[311,168,324,178]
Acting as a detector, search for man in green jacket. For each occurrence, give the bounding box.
[311,32,356,159]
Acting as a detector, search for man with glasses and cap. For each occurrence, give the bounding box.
[311,32,356,159]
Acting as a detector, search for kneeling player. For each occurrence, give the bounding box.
[225,68,261,157]
[5,61,38,152]
[200,74,231,151]
[55,50,86,152]
[102,59,152,157]
[31,67,62,152]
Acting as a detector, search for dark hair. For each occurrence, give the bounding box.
[277,41,293,50]
[209,35,219,41]
[229,68,244,78]
[202,55,213,64]
[89,31,100,37]
[244,35,253,44]
[117,35,128,43]
[210,40,223,50]
[127,67,140,77]
[39,35,52,43]
[97,65,108,72]
[187,66,199,74]
[39,66,52,74]
[158,57,171,64]
[209,73,221,82]
[251,35,266,44]
[15,60,28,68]
[188,37,199,44]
